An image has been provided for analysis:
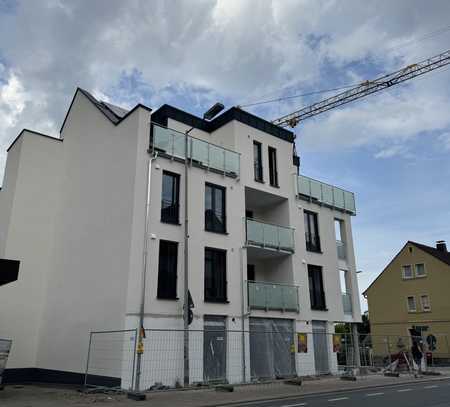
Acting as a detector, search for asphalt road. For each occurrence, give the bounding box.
[229,378,450,407]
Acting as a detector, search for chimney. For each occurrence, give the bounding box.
[436,240,447,252]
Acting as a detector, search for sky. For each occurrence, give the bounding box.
[1,0,450,311]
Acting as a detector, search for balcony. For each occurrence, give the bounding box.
[342,293,353,314]
[151,123,240,177]
[246,218,295,253]
[297,175,356,215]
[248,281,299,312]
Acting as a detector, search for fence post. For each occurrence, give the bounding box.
[131,329,138,391]
[84,332,93,389]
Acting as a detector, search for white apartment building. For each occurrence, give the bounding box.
[0,88,361,387]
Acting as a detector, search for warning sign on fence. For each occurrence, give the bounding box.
[297,333,308,353]
[333,334,341,352]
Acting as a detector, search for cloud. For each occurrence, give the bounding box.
[1,0,450,181]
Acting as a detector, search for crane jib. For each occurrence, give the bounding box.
[272,49,450,128]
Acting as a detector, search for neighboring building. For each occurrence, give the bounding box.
[0,88,361,386]
[364,240,450,361]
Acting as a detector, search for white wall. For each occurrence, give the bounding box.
[0,132,63,368]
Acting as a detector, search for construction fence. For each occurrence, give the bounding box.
[84,329,450,392]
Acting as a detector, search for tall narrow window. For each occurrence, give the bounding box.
[407,296,417,312]
[308,265,326,310]
[204,248,227,302]
[421,295,431,312]
[268,146,278,187]
[205,183,226,233]
[161,171,180,224]
[253,141,263,182]
[304,211,321,252]
[157,240,178,299]
[335,219,346,260]
[339,269,349,294]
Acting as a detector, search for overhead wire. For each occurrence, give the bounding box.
[237,22,450,110]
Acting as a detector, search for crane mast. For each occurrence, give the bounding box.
[272,49,450,128]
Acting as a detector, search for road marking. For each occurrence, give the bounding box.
[397,388,412,392]
[282,403,307,407]
[424,385,439,389]
[327,397,349,402]
[366,392,384,397]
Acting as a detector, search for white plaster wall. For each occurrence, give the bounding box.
[0,133,63,368]
[36,92,151,374]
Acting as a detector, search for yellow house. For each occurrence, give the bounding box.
[364,240,450,361]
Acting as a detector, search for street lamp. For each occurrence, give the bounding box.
[183,102,224,386]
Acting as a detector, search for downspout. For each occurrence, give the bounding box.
[135,126,158,392]
[240,247,247,382]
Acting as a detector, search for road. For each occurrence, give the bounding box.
[227,378,450,407]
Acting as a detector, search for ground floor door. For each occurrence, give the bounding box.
[203,316,227,383]
[249,317,296,380]
[312,320,330,374]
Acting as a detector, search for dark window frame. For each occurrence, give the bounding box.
[161,170,180,225]
[304,210,321,253]
[308,264,326,310]
[157,240,179,300]
[204,247,228,303]
[205,182,227,234]
[268,146,279,187]
[253,141,263,182]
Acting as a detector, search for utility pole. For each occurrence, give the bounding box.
[183,127,191,387]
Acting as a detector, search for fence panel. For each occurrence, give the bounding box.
[84,329,137,390]
[84,328,450,392]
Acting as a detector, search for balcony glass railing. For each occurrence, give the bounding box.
[246,218,295,252]
[342,292,353,314]
[297,175,356,215]
[151,123,240,177]
[336,240,346,260]
[248,281,299,312]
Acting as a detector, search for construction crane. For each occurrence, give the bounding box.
[272,49,450,128]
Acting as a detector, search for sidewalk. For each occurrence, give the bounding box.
[1,372,449,407]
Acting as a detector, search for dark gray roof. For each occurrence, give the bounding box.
[60,88,151,133]
[410,241,450,267]
[152,104,295,143]
[363,240,450,295]
[78,89,129,123]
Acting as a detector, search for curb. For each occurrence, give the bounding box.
[211,375,450,407]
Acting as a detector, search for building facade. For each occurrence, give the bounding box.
[364,240,450,361]
[0,88,361,386]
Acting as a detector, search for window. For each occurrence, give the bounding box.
[339,269,349,294]
[161,171,180,224]
[268,146,278,187]
[402,265,413,279]
[415,263,426,277]
[308,265,326,310]
[407,296,417,312]
[253,141,263,182]
[421,295,431,312]
[334,219,344,241]
[157,240,178,299]
[304,211,321,252]
[204,248,227,302]
[205,183,226,233]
